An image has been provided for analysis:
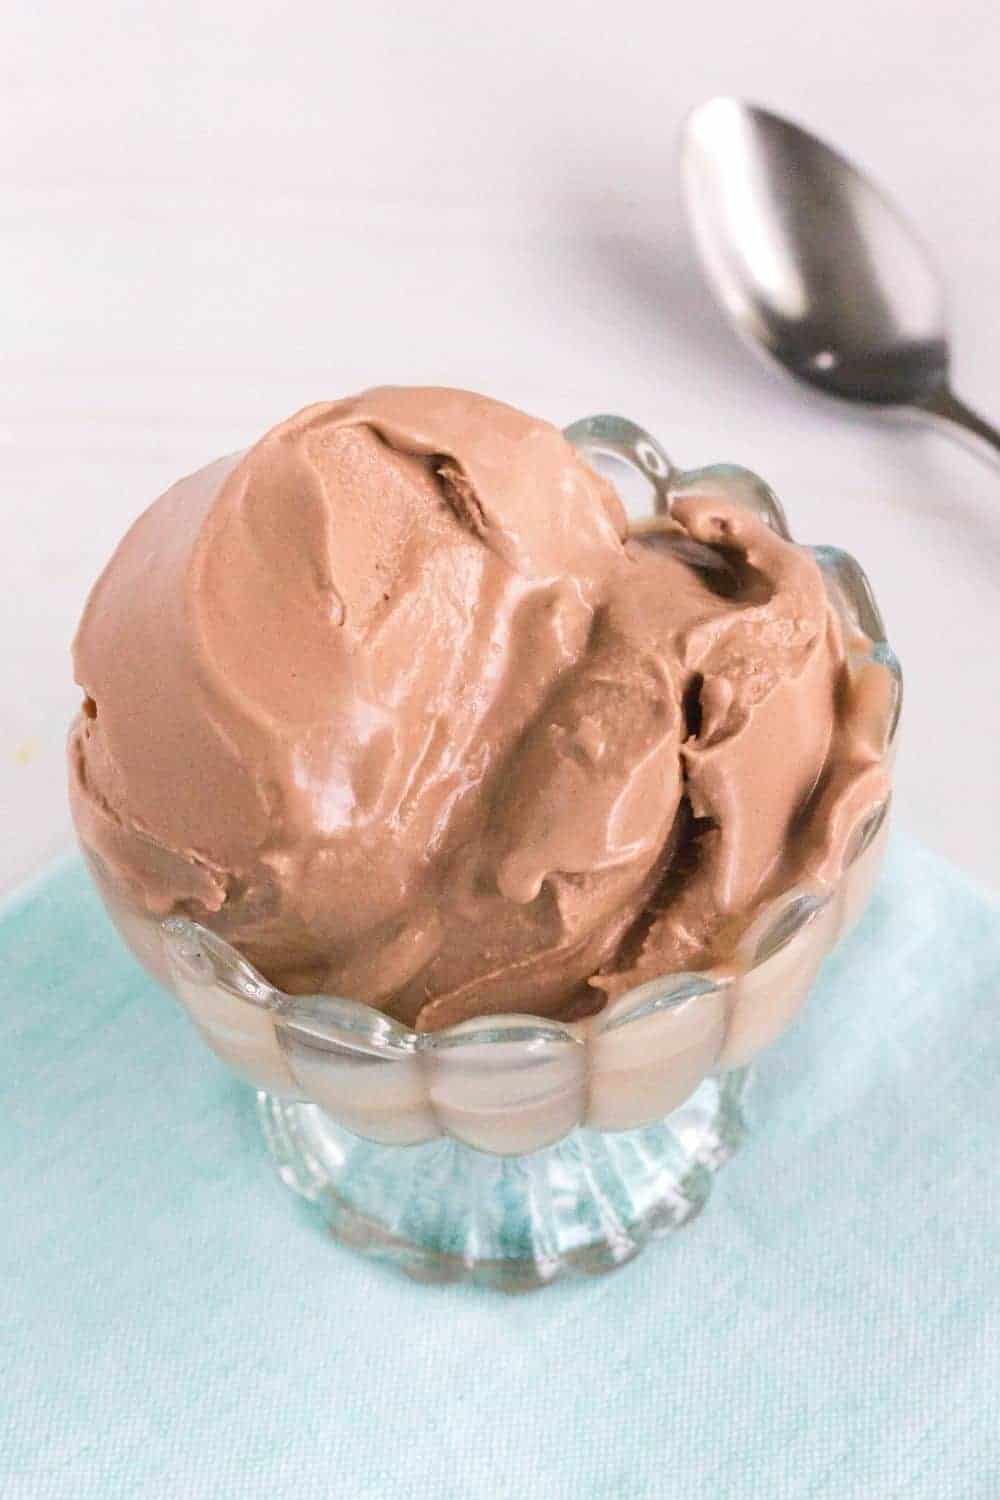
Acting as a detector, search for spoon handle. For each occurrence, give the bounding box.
[914,387,1000,466]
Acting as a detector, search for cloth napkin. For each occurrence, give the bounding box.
[2,834,999,1500]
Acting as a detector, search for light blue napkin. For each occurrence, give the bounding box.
[2,835,999,1500]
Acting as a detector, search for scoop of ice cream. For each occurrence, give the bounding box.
[69,387,888,1028]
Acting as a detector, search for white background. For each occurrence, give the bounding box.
[3,0,998,897]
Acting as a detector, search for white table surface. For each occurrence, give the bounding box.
[3,0,998,898]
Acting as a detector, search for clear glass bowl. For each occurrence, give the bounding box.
[84,415,901,1290]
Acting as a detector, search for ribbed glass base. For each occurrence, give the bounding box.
[259,1069,749,1291]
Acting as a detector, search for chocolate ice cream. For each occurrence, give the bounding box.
[69,387,889,1029]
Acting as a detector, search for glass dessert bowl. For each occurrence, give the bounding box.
[77,412,901,1291]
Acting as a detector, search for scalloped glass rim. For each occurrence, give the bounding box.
[159,420,901,1072]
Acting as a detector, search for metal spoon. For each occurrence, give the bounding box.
[680,96,1000,463]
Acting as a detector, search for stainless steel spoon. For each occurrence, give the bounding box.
[680,96,1000,463]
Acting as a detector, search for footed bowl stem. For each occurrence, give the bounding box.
[259,1068,750,1291]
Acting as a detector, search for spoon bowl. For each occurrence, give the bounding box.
[680,97,1000,458]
